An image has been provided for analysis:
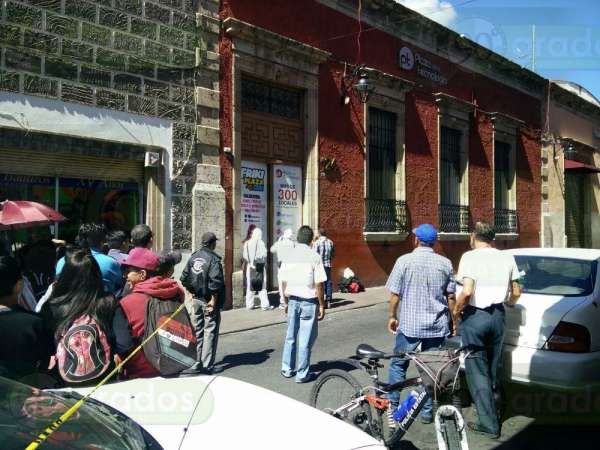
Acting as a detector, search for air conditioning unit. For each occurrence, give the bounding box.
[144,151,161,167]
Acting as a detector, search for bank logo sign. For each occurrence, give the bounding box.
[399,46,415,70]
[398,45,448,86]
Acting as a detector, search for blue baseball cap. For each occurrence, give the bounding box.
[414,224,438,243]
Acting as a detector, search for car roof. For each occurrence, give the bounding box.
[504,247,600,261]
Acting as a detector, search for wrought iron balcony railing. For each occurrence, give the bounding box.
[494,208,518,234]
[438,204,470,233]
[364,198,409,233]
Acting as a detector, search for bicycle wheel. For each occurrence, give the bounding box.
[442,416,462,450]
[309,369,372,436]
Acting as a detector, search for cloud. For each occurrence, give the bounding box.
[394,0,458,27]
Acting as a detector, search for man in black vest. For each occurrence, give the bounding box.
[181,232,225,374]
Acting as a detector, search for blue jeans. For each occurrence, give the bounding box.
[460,304,505,434]
[388,332,445,420]
[324,267,333,301]
[281,297,318,381]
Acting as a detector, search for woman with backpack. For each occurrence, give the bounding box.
[242,227,271,310]
[41,247,133,386]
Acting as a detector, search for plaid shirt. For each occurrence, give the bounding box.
[314,237,334,267]
[385,247,455,338]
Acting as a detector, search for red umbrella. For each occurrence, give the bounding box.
[0,200,67,230]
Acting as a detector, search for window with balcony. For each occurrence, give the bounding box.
[439,126,469,233]
[364,107,408,234]
[494,140,517,233]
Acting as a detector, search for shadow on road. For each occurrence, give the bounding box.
[215,349,275,371]
[494,424,600,449]
[330,299,354,308]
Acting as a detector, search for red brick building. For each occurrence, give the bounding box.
[218,0,544,307]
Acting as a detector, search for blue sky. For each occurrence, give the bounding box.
[397,0,600,100]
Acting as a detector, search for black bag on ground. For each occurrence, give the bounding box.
[250,262,265,292]
[143,297,197,376]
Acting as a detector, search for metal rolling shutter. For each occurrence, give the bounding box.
[0,149,144,183]
[565,172,585,248]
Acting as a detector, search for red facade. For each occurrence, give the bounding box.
[219,0,541,307]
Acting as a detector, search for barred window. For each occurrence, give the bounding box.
[368,107,397,200]
[440,126,463,206]
[494,141,511,209]
[241,78,301,120]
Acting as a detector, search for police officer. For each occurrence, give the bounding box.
[181,232,225,374]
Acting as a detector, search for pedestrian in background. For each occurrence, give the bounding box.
[55,223,122,296]
[453,221,521,439]
[386,224,455,425]
[130,224,153,249]
[279,225,326,383]
[270,228,295,309]
[243,227,271,310]
[181,232,225,374]
[0,255,54,387]
[107,230,129,265]
[313,228,335,309]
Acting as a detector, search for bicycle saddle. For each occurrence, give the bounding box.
[356,344,385,359]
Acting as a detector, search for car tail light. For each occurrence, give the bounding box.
[544,321,590,353]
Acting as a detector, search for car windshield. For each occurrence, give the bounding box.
[514,256,597,297]
[0,376,161,450]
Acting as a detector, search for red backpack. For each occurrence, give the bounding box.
[56,315,112,384]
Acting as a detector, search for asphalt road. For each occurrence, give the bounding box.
[213,302,599,449]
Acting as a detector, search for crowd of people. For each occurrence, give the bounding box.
[0,222,226,388]
[0,216,518,438]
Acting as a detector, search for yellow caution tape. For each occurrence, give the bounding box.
[25,301,187,450]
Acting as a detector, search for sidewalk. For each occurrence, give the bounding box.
[220,286,388,335]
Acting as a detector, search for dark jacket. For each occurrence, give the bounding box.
[119,276,185,379]
[180,247,225,308]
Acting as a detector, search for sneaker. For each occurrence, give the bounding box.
[467,422,500,439]
[262,305,274,310]
[326,301,331,309]
[281,370,295,378]
[278,303,286,310]
[420,415,433,424]
[295,372,317,383]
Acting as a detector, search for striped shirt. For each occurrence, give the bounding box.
[385,246,455,338]
[314,237,334,267]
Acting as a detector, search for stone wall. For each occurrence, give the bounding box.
[0,0,220,250]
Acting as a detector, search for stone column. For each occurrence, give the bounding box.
[192,164,225,256]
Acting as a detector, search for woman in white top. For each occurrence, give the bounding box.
[270,228,295,309]
[243,228,271,310]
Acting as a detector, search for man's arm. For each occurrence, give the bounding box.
[388,293,400,334]
[316,282,325,320]
[454,277,474,323]
[506,281,521,306]
[447,293,457,336]
[207,258,225,312]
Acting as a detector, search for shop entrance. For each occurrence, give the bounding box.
[240,77,304,289]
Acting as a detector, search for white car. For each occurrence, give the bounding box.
[69,375,386,450]
[502,248,600,399]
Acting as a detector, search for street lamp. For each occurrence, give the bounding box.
[341,64,375,105]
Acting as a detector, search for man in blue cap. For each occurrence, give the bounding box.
[385,223,456,425]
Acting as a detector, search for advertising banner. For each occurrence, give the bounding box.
[241,160,268,241]
[272,164,303,282]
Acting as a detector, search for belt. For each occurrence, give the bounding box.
[289,295,318,302]
[470,303,505,312]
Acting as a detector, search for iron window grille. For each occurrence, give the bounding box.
[438,204,470,233]
[494,208,518,234]
[364,199,409,233]
[241,77,301,120]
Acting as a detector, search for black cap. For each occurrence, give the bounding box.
[201,231,218,246]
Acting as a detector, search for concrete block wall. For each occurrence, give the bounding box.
[0,0,220,251]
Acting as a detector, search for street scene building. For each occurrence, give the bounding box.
[542,80,600,248]
[0,0,220,252]
[219,0,543,307]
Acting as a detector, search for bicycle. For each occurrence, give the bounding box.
[309,337,475,450]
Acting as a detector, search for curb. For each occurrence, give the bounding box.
[220,299,387,336]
